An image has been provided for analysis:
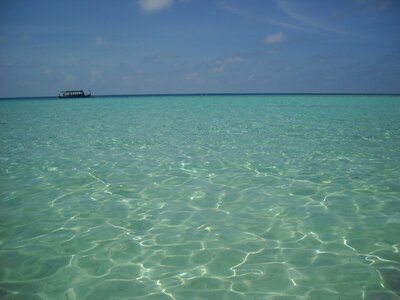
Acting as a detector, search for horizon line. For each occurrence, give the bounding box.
[1,92,400,100]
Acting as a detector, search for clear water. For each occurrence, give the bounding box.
[0,95,399,300]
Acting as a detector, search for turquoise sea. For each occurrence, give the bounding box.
[0,94,399,300]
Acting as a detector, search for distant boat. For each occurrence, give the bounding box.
[58,90,91,98]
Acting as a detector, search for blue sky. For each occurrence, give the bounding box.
[0,0,399,97]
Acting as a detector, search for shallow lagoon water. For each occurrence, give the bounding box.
[0,95,399,299]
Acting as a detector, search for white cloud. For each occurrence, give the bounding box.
[138,0,173,14]
[96,36,106,46]
[218,1,250,19]
[353,0,391,12]
[184,72,199,81]
[264,32,286,44]
[91,70,103,82]
[334,0,391,16]
[212,56,243,73]
[285,65,292,72]
[325,75,335,81]
[212,66,224,73]
[218,1,311,33]
[63,74,75,84]
[0,35,8,44]
[42,66,52,76]
[276,0,349,34]
[215,56,243,65]
[65,74,75,80]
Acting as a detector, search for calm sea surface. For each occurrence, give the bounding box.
[0,95,399,299]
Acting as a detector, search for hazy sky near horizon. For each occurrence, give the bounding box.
[0,0,399,97]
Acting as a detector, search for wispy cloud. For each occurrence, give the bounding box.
[355,0,391,12]
[0,35,8,44]
[276,0,350,35]
[213,56,243,72]
[264,32,286,44]
[91,70,103,82]
[96,36,106,46]
[42,66,52,76]
[215,56,244,65]
[137,0,173,14]
[218,1,312,33]
[63,74,75,85]
[185,72,199,81]
[218,1,250,19]
[333,0,392,17]
[213,66,224,73]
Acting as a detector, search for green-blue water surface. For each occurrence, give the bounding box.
[1,95,399,299]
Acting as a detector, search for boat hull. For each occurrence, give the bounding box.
[58,94,91,99]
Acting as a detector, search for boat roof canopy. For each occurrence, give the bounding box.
[60,90,84,93]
